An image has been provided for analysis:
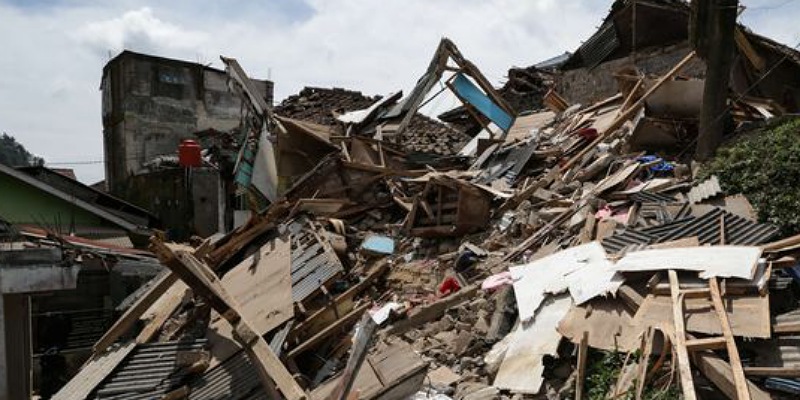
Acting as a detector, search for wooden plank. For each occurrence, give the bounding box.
[693,351,771,400]
[92,272,177,355]
[287,303,371,359]
[744,366,800,377]
[136,280,189,343]
[635,328,655,400]
[151,239,305,400]
[668,270,697,400]
[562,51,696,170]
[618,77,644,115]
[575,331,588,400]
[686,337,728,352]
[633,293,771,338]
[330,313,378,400]
[708,277,751,400]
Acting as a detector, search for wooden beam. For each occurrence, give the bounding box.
[291,262,389,340]
[708,277,750,400]
[91,238,218,356]
[618,285,645,312]
[136,281,189,343]
[693,351,771,400]
[685,337,728,352]
[386,285,479,336]
[575,331,589,400]
[734,27,766,72]
[562,51,696,170]
[92,272,177,355]
[152,239,306,400]
[668,270,697,400]
[330,313,378,400]
[744,366,800,377]
[287,303,371,359]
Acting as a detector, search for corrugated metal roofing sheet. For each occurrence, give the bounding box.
[602,229,658,254]
[579,21,620,69]
[602,207,778,254]
[52,342,136,400]
[291,228,344,302]
[656,207,778,245]
[93,339,208,399]
[630,191,676,204]
[187,350,268,400]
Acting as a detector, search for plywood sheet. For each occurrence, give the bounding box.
[558,298,639,352]
[207,237,294,365]
[633,293,770,338]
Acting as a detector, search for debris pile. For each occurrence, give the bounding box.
[55,37,800,400]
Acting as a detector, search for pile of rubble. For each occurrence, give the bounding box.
[54,40,800,400]
[275,86,470,156]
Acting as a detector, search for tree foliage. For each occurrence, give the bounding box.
[0,132,44,167]
[700,117,800,236]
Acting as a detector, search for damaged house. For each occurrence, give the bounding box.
[0,163,162,399]
[101,51,274,239]
[41,2,800,400]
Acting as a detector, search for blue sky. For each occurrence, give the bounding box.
[0,0,798,183]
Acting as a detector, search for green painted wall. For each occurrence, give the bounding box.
[0,173,105,227]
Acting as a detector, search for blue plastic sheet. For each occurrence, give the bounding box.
[452,73,513,131]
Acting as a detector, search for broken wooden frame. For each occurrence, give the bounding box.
[403,176,492,237]
[151,237,307,400]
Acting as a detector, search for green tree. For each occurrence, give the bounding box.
[0,132,44,167]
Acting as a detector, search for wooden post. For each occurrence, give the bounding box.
[692,0,739,161]
[668,270,697,400]
[708,277,751,400]
[575,331,589,400]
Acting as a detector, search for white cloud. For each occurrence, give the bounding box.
[75,7,208,56]
[0,0,797,184]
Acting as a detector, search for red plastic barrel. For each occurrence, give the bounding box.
[178,139,202,168]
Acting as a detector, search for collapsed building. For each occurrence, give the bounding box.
[4,1,796,399]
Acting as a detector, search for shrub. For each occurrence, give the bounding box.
[700,117,800,236]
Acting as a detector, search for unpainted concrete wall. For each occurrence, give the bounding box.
[557,43,706,106]
[102,52,272,195]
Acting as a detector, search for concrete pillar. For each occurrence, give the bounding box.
[4,294,31,400]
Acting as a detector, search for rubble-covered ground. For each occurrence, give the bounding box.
[51,35,800,400]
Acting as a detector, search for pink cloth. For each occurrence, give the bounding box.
[481,271,514,291]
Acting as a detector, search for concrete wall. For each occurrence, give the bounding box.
[121,167,224,240]
[557,43,706,106]
[102,52,273,195]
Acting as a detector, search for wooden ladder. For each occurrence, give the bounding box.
[668,270,751,400]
